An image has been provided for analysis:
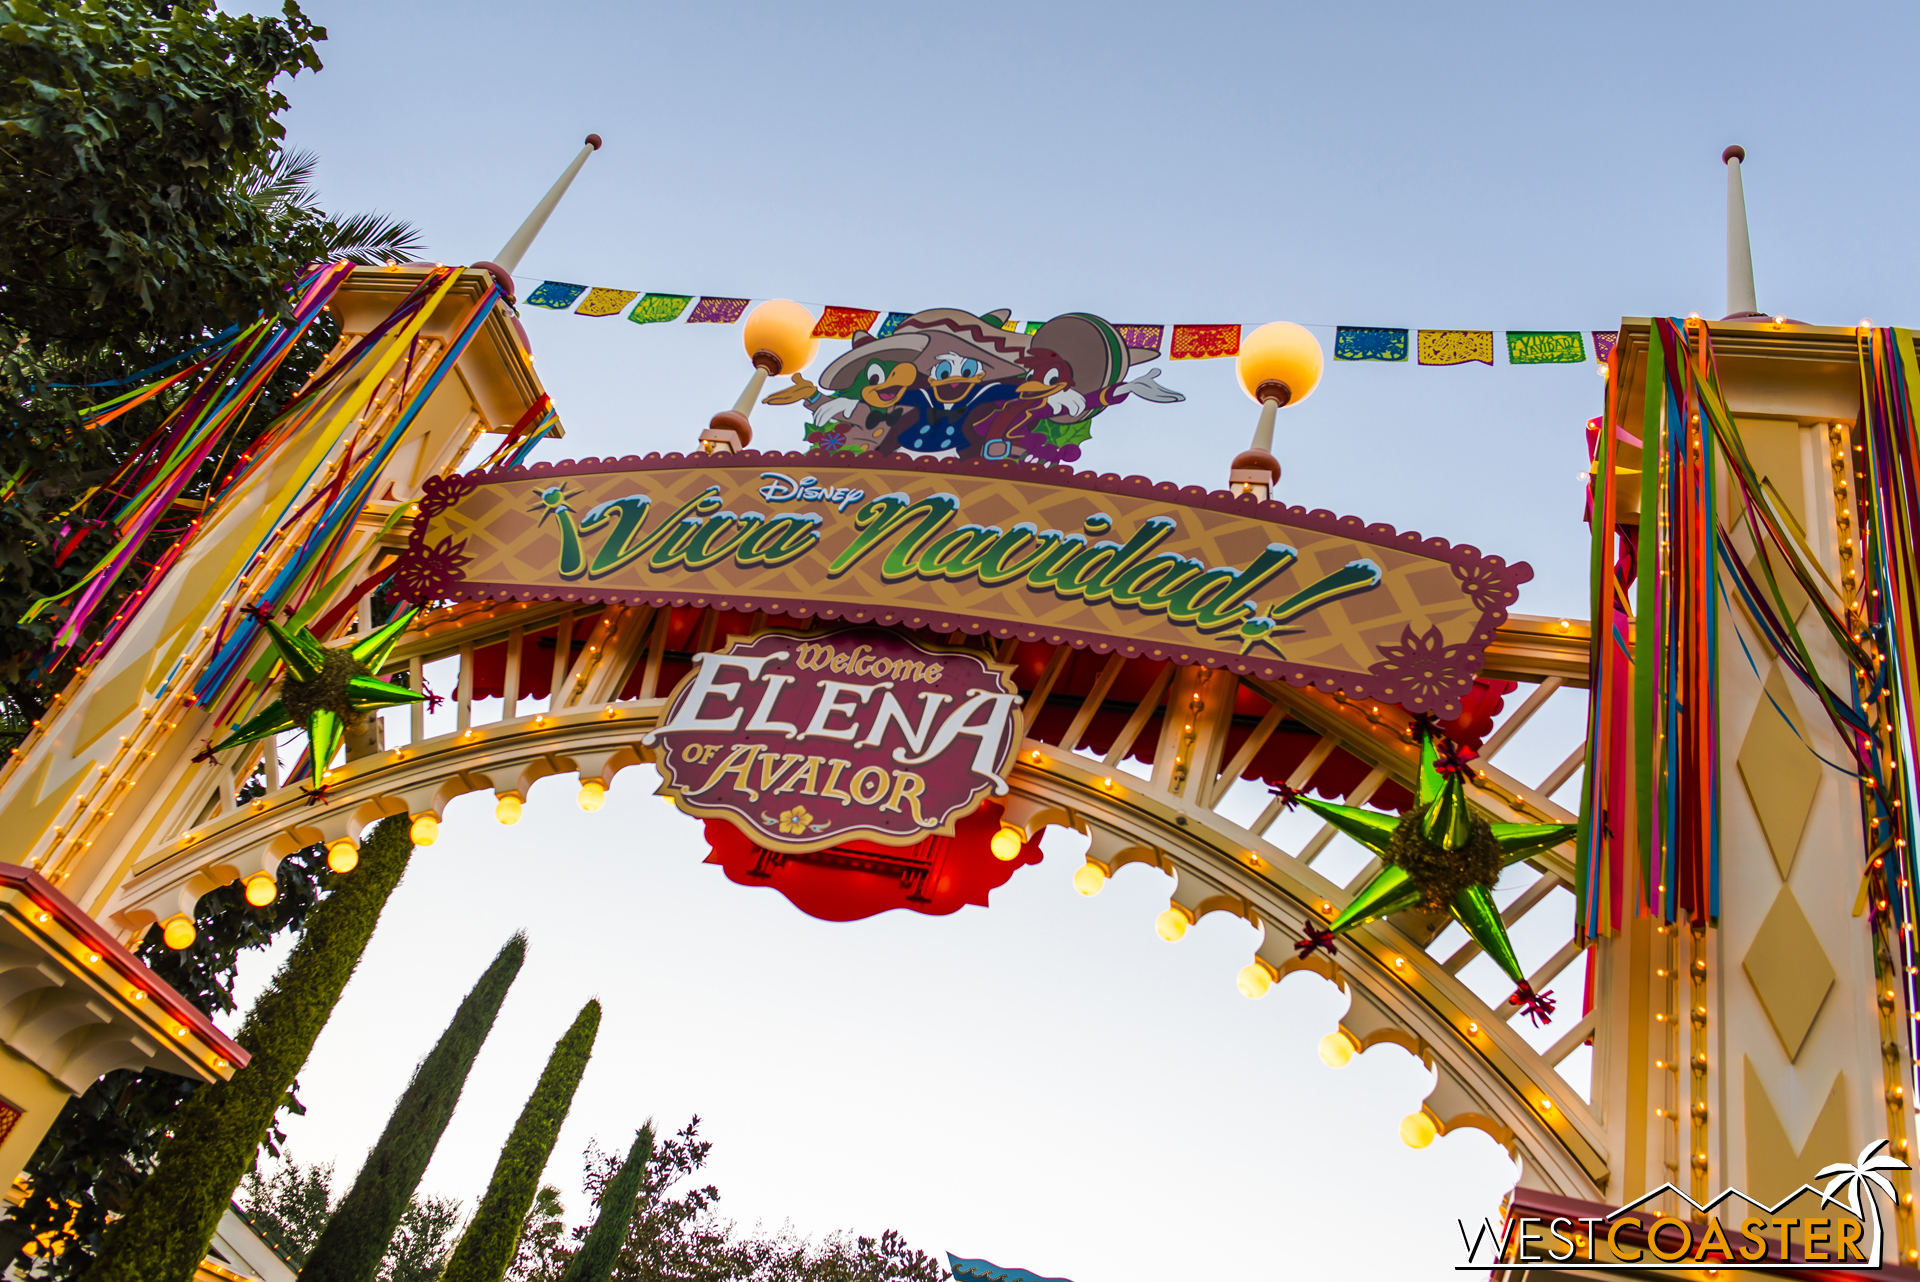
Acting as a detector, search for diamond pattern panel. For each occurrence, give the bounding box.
[1736,665,1822,881]
[1742,887,1836,1061]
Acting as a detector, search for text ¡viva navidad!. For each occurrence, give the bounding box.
[531,479,1383,655]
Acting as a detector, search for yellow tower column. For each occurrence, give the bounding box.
[1594,319,1914,1263]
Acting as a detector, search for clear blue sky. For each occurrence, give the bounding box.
[224,3,1920,1278]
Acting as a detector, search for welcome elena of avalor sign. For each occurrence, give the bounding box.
[643,627,1018,852]
[397,452,1532,717]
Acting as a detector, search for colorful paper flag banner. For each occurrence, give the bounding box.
[686,296,749,324]
[1170,324,1241,360]
[522,277,1610,372]
[628,293,693,325]
[812,306,881,339]
[1418,330,1494,367]
[526,281,588,311]
[1334,326,1409,362]
[574,287,639,318]
[1506,331,1586,364]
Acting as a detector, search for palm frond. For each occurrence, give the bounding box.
[321,211,428,267]
[243,147,324,220]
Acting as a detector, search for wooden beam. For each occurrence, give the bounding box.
[1206,696,1289,809]
[1019,646,1072,739]
[1249,737,1337,838]
[1477,676,1563,761]
[1060,653,1126,753]
[1482,615,1591,687]
[1103,663,1176,768]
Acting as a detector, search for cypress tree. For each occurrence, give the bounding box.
[557,1122,655,1282]
[81,814,416,1282]
[440,1000,602,1282]
[300,932,529,1282]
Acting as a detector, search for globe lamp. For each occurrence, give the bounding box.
[243,872,278,907]
[577,778,608,811]
[495,792,524,825]
[702,299,818,453]
[1318,1031,1356,1068]
[1400,1110,1439,1149]
[1154,906,1191,942]
[990,824,1024,861]
[161,915,197,950]
[410,813,439,846]
[1237,962,1273,1000]
[1073,862,1108,896]
[326,838,359,874]
[1229,321,1324,499]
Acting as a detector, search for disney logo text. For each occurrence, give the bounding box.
[759,473,866,512]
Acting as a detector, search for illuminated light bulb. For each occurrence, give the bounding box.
[1237,962,1273,1000]
[161,916,196,950]
[990,825,1024,861]
[1399,1111,1438,1149]
[243,873,277,907]
[410,814,438,845]
[1596,362,1609,378]
[1236,321,1324,406]
[1073,862,1108,896]
[495,793,523,825]
[326,839,359,874]
[577,779,607,812]
[1154,907,1190,942]
[1319,1032,1355,1068]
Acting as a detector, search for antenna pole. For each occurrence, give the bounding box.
[488,134,604,277]
[1723,144,1758,318]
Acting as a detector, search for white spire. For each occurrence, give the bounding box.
[489,134,603,276]
[1723,144,1758,318]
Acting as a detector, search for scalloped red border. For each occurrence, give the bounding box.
[402,450,1533,717]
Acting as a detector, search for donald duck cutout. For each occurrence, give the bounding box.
[767,307,1182,461]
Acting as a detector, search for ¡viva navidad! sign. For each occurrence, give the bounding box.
[397,452,1531,718]
[641,627,1018,852]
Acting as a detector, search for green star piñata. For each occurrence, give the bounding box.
[211,607,425,790]
[1283,723,1576,1024]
